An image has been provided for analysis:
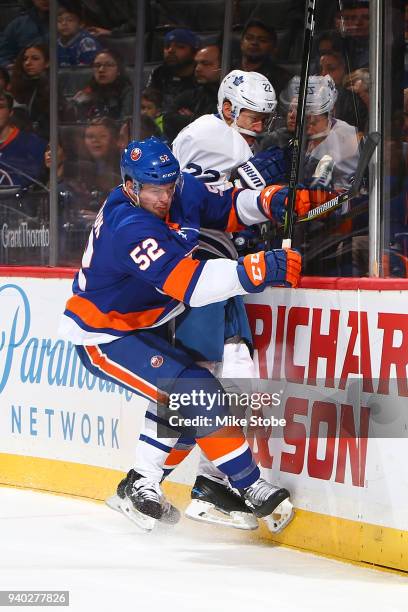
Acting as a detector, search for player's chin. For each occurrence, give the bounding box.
[155,206,169,218]
[243,135,256,147]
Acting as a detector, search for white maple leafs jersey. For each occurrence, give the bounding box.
[173,113,253,189]
[304,118,360,189]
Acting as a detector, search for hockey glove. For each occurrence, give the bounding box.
[310,155,334,189]
[258,185,338,224]
[237,146,288,190]
[237,248,302,293]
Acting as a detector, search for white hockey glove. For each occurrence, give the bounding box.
[310,154,334,189]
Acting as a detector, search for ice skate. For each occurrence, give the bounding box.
[240,478,294,532]
[185,475,258,531]
[106,469,180,531]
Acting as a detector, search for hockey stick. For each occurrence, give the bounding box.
[282,0,317,248]
[296,131,380,223]
[238,132,380,252]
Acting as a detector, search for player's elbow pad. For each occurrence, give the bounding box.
[237,249,302,292]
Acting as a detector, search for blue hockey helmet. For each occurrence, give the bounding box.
[120,136,181,193]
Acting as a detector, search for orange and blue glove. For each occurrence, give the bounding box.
[258,185,338,224]
[237,248,302,293]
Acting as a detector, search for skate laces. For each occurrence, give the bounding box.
[245,479,279,505]
[132,478,162,503]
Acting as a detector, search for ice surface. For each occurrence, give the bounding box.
[0,487,406,612]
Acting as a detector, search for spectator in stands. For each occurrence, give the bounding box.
[64,48,133,122]
[343,67,370,133]
[0,89,47,188]
[146,28,200,113]
[77,117,121,201]
[57,4,101,66]
[118,116,163,153]
[320,51,368,132]
[44,141,66,183]
[9,43,50,139]
[310,30,344,75]
[0,0,49,68]
[81,0,139,37]
[234,19,291,96]
[173,44,221,118]
[141,88,164,134]
[44,140,76,215]
[0,67,10,91]
[317,30,344,58]
[344,67,370,107]
[335,0,369,70]
[44,139,96,264]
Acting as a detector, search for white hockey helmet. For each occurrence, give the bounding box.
[280,74,338,115]
[217,69,277,136]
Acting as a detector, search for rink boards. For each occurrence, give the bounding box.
[0,270,407,573]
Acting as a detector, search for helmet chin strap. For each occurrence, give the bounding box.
[230,118,261,139]
[307,115,332,141]
[124,181,141,206]
[307,126,331,140]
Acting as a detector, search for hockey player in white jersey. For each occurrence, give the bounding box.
[173,69,285,188]
[280,75,360,189]
[134,70,293,533]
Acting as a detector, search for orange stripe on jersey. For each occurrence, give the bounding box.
[163,257,201,301]
[66,294,165,331]
[164,447,192,468]
[85,345,160,401]
[226,189,245,232]
[0,126,19,150]
[196,426,246,461]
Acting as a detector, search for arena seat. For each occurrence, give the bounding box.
[59,66,93,98]
[98,34,151,67]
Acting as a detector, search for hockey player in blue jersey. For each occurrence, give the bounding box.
[60,136,320,532]
[141,70,291,532]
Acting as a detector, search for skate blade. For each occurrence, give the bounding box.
[185,499,258,531]
[264,499,295,534]
[160,503,181,525]
[105,494,156,532]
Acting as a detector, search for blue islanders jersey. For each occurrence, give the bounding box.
[0,127,47,188]
[60,172,274,345]
[58,29,101,66]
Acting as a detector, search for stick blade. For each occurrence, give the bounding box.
[349,131,381,197]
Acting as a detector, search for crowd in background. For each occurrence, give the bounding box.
[0,0,406,275]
